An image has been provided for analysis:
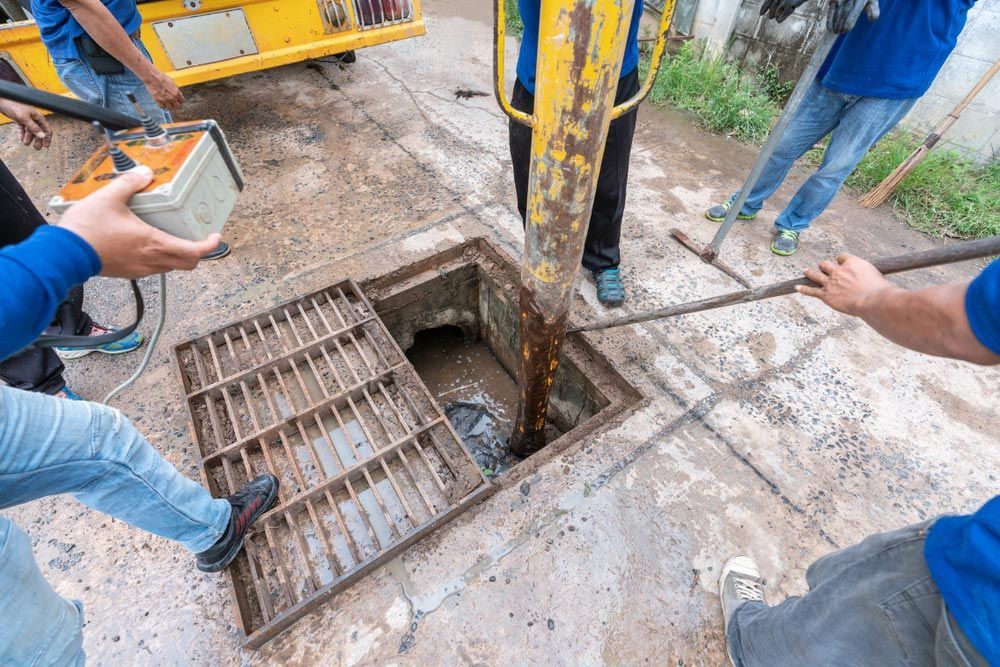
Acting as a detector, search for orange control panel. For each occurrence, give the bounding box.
[57,123,203,202]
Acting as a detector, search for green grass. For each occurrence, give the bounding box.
[504,0,522,38]
[641,42,782,144]
[842,132,1000,239]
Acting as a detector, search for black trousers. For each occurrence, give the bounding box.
[0,160,92,394]
[508,68,640,272]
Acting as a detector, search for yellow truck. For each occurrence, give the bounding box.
[0,0,423,97]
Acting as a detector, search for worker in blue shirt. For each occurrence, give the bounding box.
[705,0,977,256]
[719,253,1000,664]
[508,0,644,307]
[29,0,230,259]
[0,159,277,664]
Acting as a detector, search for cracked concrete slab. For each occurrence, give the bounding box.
[1,2,996,664]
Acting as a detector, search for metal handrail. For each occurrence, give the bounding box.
[494,0,679,127]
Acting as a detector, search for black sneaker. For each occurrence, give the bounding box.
[196,474,279,573]
[202,241,231,261]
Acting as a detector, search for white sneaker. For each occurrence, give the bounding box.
[719,555,766,665]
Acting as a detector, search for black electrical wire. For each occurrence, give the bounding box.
[0,79,140,130]
[31,280,145,349]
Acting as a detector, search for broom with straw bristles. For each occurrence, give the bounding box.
[860,57,1000,209]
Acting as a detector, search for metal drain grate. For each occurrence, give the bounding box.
[174,280,492,647]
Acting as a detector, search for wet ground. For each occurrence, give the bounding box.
[2,1,998,664]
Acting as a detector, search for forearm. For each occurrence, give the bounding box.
[0,227,100,361]
[61,0,157,80]
[857,283,999,365]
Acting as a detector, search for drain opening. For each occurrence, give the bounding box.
[368,239,639,484]
[406,325,563,478]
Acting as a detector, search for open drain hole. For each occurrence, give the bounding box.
[405,326,562,478]
[368,238,639,484]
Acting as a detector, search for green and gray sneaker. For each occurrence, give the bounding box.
[705,199,758,223]
[770,229,800,256]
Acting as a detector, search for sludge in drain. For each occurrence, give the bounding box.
[406,325,562,478]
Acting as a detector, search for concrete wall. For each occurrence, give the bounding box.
[901,1,1000,162]
[684,0,1000,162]
[726,0,826,80]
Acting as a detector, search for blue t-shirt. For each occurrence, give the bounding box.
[924,259,1000,663]
[817,0,975,99]
[30,0,143,59]
[516,0,643,94]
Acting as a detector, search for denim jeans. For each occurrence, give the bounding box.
[733,81,916,232]
[727,520,987,666]
[0,386,230,665]
[53,38,171,125]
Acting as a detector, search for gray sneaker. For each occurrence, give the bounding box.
[705,199,758,223]
[719,555,766,663]
[770,229,800,256]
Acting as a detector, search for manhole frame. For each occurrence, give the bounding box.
[362,236,645,493]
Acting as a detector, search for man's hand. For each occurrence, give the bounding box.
[796,254,896,316]
[827,0,880,34]
[60,0,183,110]
[759,0,809,23]
[58,166,220,278]
[0,99,52,150]
[143,69,184,111]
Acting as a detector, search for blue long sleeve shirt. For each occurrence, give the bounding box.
[924,259,1000,664]
[0,225,101,361]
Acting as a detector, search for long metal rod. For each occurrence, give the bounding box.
[699,29,839,262]
[572,235,1000,333]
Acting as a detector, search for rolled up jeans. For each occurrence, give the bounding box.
[727,520,987,666]
[0,386,230,665]
[53,37,171,125]
[730,81,916,233]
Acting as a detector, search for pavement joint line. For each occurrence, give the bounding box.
[308,60,511,237]
[419,90,508,122]
[362,54,434,126]
[579,318,860,551]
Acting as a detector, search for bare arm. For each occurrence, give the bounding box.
[797,254,1000,366]
[58,0,183,109]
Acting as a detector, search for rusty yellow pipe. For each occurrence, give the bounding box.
[508,0,633,455]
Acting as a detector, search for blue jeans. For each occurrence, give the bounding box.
[733,81,916,232]
[53,38,171,125]
[728,520,987,666]
[0,386,230,665]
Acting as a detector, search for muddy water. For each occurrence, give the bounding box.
[405,327,520,477]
